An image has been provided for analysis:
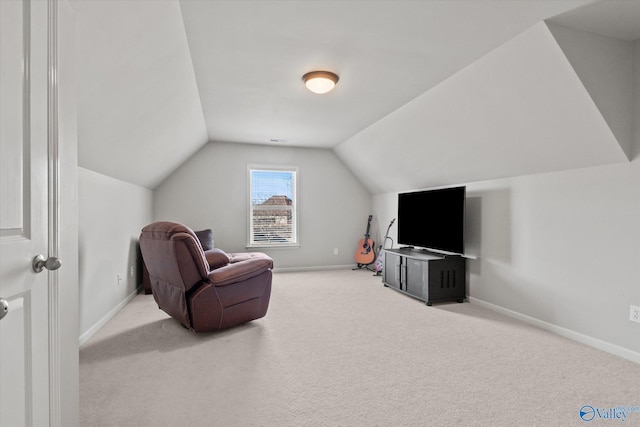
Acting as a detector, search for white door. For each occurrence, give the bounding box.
[0,1,57,425]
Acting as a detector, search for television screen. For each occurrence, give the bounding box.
[397,186,465,254]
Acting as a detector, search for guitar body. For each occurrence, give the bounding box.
[355,215,375,267]
[374,218,395,275]
[355,237,376,265]
[374,252,384,273]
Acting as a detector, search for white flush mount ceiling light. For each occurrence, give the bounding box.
[302,71,339,94]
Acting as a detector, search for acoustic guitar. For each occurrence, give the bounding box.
[355,215,375,267]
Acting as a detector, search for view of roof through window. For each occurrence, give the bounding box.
[251,170,293,204]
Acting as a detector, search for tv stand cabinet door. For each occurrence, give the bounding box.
[427,257,466,303]
[405,257,427,300]
[383,251,402,290]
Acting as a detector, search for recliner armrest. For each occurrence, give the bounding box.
[204,248,230,269]
[228,252,274,267]
[207,254,273,286]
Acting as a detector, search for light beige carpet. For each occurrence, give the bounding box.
[80,269,640,426]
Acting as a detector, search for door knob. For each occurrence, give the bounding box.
[0,298,8,320]
[32,255,62,273]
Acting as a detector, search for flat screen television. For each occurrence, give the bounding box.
[397,186,465,255]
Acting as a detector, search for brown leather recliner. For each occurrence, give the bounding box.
[139,221,273,332]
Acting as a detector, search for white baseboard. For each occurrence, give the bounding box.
[79,286,142,347]
[468,296,640,364]
[273,264,358,273]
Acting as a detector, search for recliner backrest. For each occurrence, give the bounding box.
[140,222,209,290]
[139,221,210,328]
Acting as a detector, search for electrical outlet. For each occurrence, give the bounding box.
[630,305,640,324]
[130,265,134,277]
[333,248,339,256]
[117,275,122,286]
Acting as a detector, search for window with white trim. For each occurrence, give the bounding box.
[248,166,298,247]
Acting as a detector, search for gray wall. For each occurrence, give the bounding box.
[635,40,640,160]
[154,142,372,269]
[78,167,153,341]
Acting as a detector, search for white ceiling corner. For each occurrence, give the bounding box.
[547,1,640,42]
[179,0,585,149]
[546,22,637,161]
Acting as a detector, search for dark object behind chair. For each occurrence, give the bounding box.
[139,221,273,332]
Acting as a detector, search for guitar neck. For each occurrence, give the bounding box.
[364,215,373,239]
[385,219,395,238]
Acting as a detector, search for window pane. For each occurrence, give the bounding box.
[251,170,293,204]
[250,168,297,245]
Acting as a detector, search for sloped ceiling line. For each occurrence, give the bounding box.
[73,0,208,189]
[546,21,635,160]
[73,1,640,190]
[334,21,628,195]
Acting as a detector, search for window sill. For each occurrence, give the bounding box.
[246,243,300,250]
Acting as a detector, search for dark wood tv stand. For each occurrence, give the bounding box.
[382,248,466,305]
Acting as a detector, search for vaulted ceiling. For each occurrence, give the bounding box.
[71,0,640,192]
